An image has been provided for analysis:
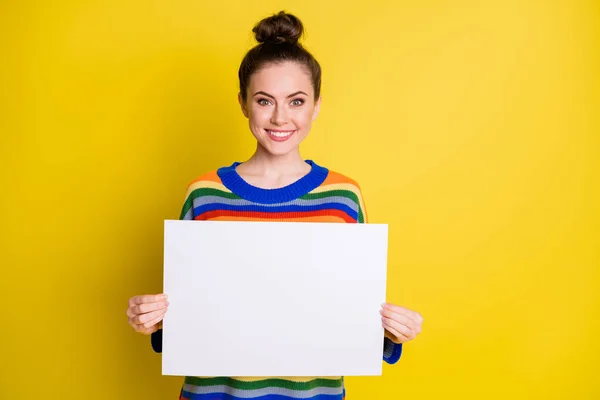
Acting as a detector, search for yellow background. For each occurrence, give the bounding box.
[1,0,599,398]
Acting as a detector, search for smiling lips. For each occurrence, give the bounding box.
[266,129,296,142]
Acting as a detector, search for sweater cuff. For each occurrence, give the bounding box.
[151,329,163,353]
[383,337,402,364]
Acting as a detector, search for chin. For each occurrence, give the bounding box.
[258,136,305,157]
[263,144,298,157]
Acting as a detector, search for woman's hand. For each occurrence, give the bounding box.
[127,294,169,335]
[380,302,423,344]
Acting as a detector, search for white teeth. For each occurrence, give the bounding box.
[268,130,293,138]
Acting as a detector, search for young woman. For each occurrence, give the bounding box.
[127,11,423,400]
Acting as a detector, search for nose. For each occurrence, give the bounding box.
[270,105,288,125]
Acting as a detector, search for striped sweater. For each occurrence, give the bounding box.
[152,160,403,400]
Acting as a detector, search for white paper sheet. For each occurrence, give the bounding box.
[162,220,388,376]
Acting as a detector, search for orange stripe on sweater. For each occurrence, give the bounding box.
[188,170,222,186]
[321,170,360,187]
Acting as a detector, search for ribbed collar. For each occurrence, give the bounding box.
[217,160,329,204]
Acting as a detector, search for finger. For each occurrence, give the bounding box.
[382,320,411,343]
[380,308,419,330]
[383,303,421,321]
[129,318,152,334]
[132,309,167,325]
[132,308,166,326]
[134,323,158,335]
[382,321,412,343]
[382,316,416,340]
[132,301,168,316]
[134,313,165,334]
[382,306,423,332]
[142,314,166,329]
[132,294,168,306]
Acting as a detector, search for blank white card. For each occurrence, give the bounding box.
[162,220,388,376]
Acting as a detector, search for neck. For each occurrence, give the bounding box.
[243,143,308,176]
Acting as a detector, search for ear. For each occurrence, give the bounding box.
[238,92,248,118]
[311,95,322,121]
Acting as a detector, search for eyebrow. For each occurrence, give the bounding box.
[253,91,308,99]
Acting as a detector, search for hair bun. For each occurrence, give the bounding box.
[253,11,303,45]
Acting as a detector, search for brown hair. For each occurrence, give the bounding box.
[238,11,322,101]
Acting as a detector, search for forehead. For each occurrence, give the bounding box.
[249,61,313,96]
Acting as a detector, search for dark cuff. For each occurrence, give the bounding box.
[383,337,402,364]
[151,329,163,353]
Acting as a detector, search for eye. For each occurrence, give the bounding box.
[290,98,305,107]
[257,98,272,106]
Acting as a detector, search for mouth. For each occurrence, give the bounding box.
[265,129,296,142]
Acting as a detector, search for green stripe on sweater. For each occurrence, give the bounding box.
[301,189,364,222]
[183,377,343,390]
[179,188,242,218]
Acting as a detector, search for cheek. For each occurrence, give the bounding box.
[291,109,314,129]
[248,107,271,126]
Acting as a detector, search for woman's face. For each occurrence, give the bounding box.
[239,61,321,157]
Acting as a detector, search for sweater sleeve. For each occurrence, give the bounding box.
[383,337,403,364]
[354,182,403,365]
[151,328,163,353]
[150,184,197,353]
